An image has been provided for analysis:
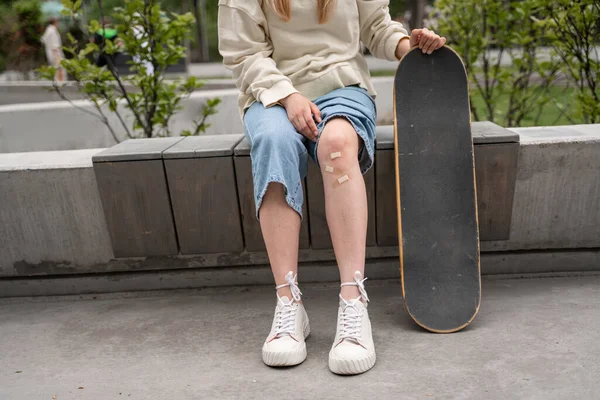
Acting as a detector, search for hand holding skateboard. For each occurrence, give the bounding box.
[395,28,447,59]
[409,28,447,54]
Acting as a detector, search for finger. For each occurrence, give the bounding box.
[301,125,315,141]
[420,30,434,51]
[410,29,424,48]
[310,102,322,123]
[418,28,430,48]
[432,37,444,51]
[291,117,302,132]
[424,34,438,54]
[289,115,300,130]
[304,129,317,142]
[440,37,447,48]
[296,120,311,139]
[305,112,319,139]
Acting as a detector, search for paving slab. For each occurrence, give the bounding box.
[0,275,599,399]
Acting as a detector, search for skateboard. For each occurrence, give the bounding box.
[393,46,481,333]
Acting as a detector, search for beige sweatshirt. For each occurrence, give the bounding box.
[218,0,408,115]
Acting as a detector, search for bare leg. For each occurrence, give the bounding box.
[259,183,301,299]
[56,67,65,82]
[317,118,368,300]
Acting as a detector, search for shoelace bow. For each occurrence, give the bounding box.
[338,272,369,343]
[273,272,302,337]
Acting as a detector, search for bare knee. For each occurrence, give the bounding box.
[317,118,359,171]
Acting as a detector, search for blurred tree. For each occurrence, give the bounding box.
[39,0,220,139]
[407,0,426,29]
[0,0,44,74]
[435,0,561,126]
[536,0,599,123]
[190,0,208,62]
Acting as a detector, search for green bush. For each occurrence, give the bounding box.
[535,0,599,123]
[0,4,12,71]
[434,0,599,126]
[0,0,44,73]
[434,0,559,126]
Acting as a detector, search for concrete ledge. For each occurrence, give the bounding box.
[0,149,114,278]
[1,124,599,292]
[481,124,600,251]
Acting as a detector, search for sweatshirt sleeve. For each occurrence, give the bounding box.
[358,0,409,61]
[218,2,298,107]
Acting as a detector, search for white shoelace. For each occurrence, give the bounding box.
[340,271,369,303]
[337,297,364,342]
[273,272,302,337]
[337,271,369,344]
[275,271,302,303]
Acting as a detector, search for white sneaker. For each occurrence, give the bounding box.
[262,272,310,367]
[329,271,376,375]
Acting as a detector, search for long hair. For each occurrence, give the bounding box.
[265,0,336,24]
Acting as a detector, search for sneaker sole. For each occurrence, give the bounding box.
[262,321,310,367]
[328,351,376,375]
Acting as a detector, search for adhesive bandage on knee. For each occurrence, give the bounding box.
[330,152,342,160]
[337,175,349,185]
[325,165,335,173]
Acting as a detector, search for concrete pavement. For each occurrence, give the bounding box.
[1,275,599,399]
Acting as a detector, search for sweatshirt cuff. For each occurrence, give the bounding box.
[259,80,299,108]
[385,32,409,61]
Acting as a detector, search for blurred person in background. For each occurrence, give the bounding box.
[41,17,64,82]
[90,17,122,67]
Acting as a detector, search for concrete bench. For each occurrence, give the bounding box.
[91,122,519,258]
[3,122,600,296]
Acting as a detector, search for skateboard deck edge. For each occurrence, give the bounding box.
[393,45,482,334]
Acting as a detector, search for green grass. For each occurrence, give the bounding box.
[470,86,574,127]
[372,67,575,127]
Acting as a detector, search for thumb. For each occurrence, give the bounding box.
[310,102,322,123]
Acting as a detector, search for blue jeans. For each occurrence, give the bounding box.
[243,86,377,219]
